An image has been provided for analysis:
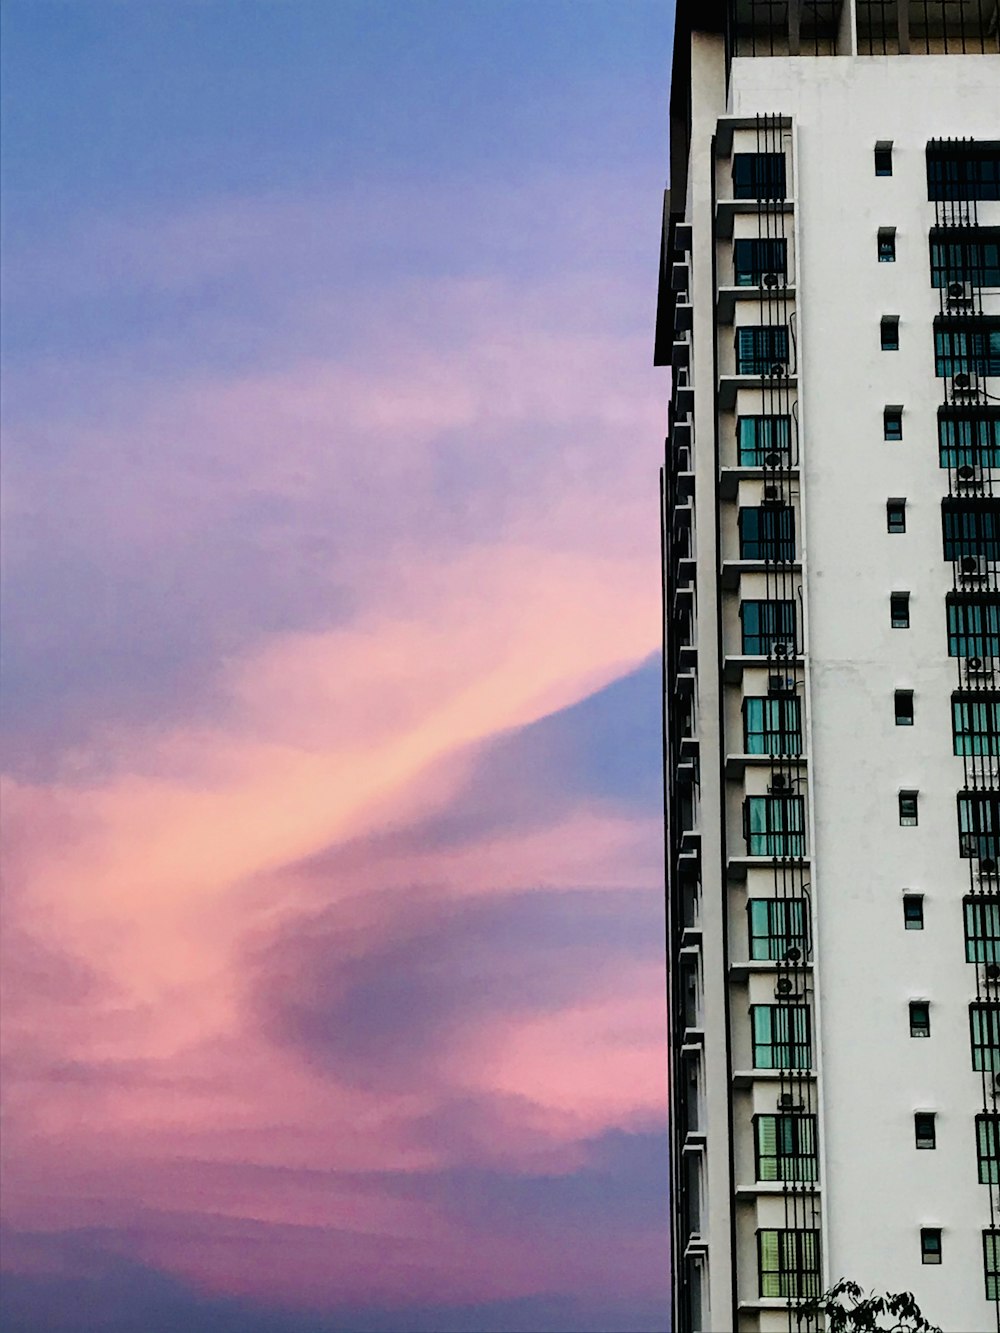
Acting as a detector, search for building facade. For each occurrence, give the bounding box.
[658,3,1000,1330]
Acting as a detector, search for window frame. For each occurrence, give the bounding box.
[930,228,1000,289]
[978,1114,1000,1185]
[920,1228,942,1265]
[877,228,897,263]
[895,690,914,726]
[887,499,907,533]
[965,896,1000,963]
[744,794,807,858]
[958,792,1000,861]
[736,324,791,377]
[952,693,1000,756]
[903,894,924,930]
[890,592,910,628]
[947,594,1000,659]
[970,1001,1000,1071]
[899,791,919,826]
[934,319,1000,378]
[874,143,893,177]
[733,237,788,287]
[740,599,797,657]
[880,316,900,351]
[927,144,1000,202]
[754,1113,818,1182]
[909,1001,931,1038]
[733,152,788,201]
[914,1112,936,1150]
[751,1003,812,1070]
[986,1231,1000,1301]
[884,407,903,441]
[757,1228,822,1299]
[747,897,810,962]
[737,414,792,467]
[938,409,1000,469]
[942,498,1000,562]
[743,695,802,757]
[738,505,796,562]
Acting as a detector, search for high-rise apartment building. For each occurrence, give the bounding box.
[657,4,1000,1330]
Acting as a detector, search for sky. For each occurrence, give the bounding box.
[0,4,674,1330]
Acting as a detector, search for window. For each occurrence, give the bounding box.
[884,407,903,441]
[737,325,790,376]
[959,792,1000,861]
[909,1001,931,1038]
[970,1001,1000,1071]
[942,498,1000,561]
[744,795,806,857]
[758,1229,821,1299]
[748,897,809,961]
[875,142,893,177]
[754,1114,818,1182]
[744,696,802,756]
[985,1231,1000,1301]
[938,409,1000,469]
[734,238,788,287]
[914,1113,936,1149]
[965,896,1000,963]
[887,499,907,533]
[899,791,919,826]
[947,594,1000,658]
[751,1004,811,1070]
[895,690,914,726]
[739,506,795,562]
[737,415,792,466]
[934,318,1000,377]
[891,592,910,628]
[903,894,924,930]
[927,142,1000,201]
[978,1114,1000,1184]
[878,228,897,262]
[952,693,1000,755]
[881,316,900,350]
[920,1229,942,1265]
[740,600,797,656]
[733,152,787,201]
[930,228,1000,289]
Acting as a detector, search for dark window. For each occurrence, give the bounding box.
[748,897,809,961]
[884,407,903,441]
[733,152,787,200]
[734,238,788,287]
[875,143,893,177]
[934,319,1000,377]
[953,693,1000,755]
[903,894,924,929]
[887,499,907,533]
[739,506,795,561]
[909,1001,931,1038]
[899,791,919,826]
[881,316,900,350]
[985,1231,1000,1301]
[965,896,1000,963]
[927,143,1000,201]
[744,795,807,857]
[878,228,897,262]
[895,690,914,725]
[938,409,1000,468]
[947,594,1000,658]
[959,792,1000,861]
[914,1112,936,1149]
[978,1114,1000,1184]
[758,1229,821,1299]
[743,696,802,756]
[740,600,797,656]
[737,325,790,376]
[931,228,1000,288]
[890,592,910,627]
[737,415,792,466]
[920,1228,942,1265]
[970,1001,1000,1071]
[754,1115,818,1182]
[751,1004,812,1070]
[942,498,1000,561]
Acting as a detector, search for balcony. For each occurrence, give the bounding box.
[717,283,796,326]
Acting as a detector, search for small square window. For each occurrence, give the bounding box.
[895,690,914,725]
[899,790,919,826]
[914,1112,936,1149]
[878,228,897,262]
[887,499,907,533]
[903,894,924,929]
[875,142,894,177]
[910,1001,931,1038]
[881,316,900,350]
[921,1228,942,1264]
[884,407,903,441]
[890,592,910,627]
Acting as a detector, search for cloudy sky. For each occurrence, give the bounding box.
[1,4,673,1330]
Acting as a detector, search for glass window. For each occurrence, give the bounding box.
[909,1001,931,1038]
[903,894,924,930]
[914,1112,936,1149]
[899,791,919,826]
[755,1115,818,1182]
[986,1232,1000,1301]
[965,896,1000,963]
[887,500,907,533]
[743,696,802,756]
[733,153,787,200]
[739,506,796,562]
[938,410,1000,468]
[971,1002,1000,1071]
[878,228,896,262]
[927,144,1000,201]
[884,408,903,441]
[737,325,790,376]
[895,690,914,726]
[959,792,1000,861]
[931,229,1000,288]
[978,1115,1000,1185]
[734,238,788,287]
[881,317,900,350]
[947,595,1000,658]
[758,1229,821,1299]
[953,694,1000,755]
[875,143,893,177]
[740,600,797,656]
[920,1229,942,1265]
[942,499,1000,561]
[737,415,792,466]
[745,795,806,857]
[934,321,1000,377]
[891,592,910,628]
[748,898,809,961]
[751,1005,811,1070]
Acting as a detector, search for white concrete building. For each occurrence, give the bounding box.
[658,4,1000,1330]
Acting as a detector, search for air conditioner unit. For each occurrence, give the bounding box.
[774,977,794,997]
[956,463,984,488]
[761,272,781,290]
[762,484,782,505]
[769,364,788,379]
[777,1092,802,1111]
[783,946,802,963]
[768,674,795,694]
[762,450,785,470]
[966,656,994,678]
[947,280,975,306]
[960,555,988,581]
[769,774,790,792]
[953,372,976,397]
[771,642,794,658]
[981,858,999,876]
[986,963,1000,983]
